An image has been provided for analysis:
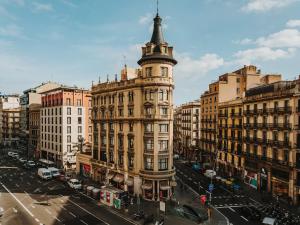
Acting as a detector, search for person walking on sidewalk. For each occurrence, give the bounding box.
[207,206,212,220]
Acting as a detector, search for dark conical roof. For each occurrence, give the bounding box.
[150,13,164,45]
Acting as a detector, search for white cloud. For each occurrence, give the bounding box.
[175,53,224,76]
[286,19,300,27]
[0,24,23,38]
[256,29,300,48]
[234,47,295,64]
[139,13,152,25]
[32,2,53,12]
[60,0,77,8]
[234,38,253,45]
[0,5,16,20]
[242,0,299,12]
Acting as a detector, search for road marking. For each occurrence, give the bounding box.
[35,218,39,222]
[24,191,29,196]
[80,219,89,225]
[67,199,110,225]
[241,216,248,221]
[228,207,236,212]
[69,211,76,217]
[0,182,34,217]
[31,205,36,209]
[46,209,52,215]
[55,217,61,222]
[60,199,64,203]
[12,207,18,213]
[16,184,20,187]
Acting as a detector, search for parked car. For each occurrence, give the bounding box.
[262,217,277,225]
[68,179,82,190]
[12,154,20,160]
[48,167,60,178]
[37,168,52,180]
[173,154,180,160]
[8,151,17,157]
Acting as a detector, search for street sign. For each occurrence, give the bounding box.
[208,184,214,192]
[200,195,207,205]
[160,201,166,213]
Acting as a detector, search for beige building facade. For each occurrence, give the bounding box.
[87,12,177,201]
[2,107,21,147]
[29,104,41,159]
[40,86,92,169]
[173,100,201,160]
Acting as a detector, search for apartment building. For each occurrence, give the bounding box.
[200,65,262,165]
[87,12,177,201]
[2,107,21,147]
[19,82,61,158]
[29,104,41,159]
[173,100,201,160]
[242,79,300,205]
[0,95,20,146]
[217,99,244,177]
[40,86,92,169]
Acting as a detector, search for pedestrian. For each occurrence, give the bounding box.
[207,206,212,220]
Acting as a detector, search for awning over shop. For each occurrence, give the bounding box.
[113,174,124,183]
[125,177,134,186]
[107,172,115,179]
[160,181,171,190]
[141,182,153,190]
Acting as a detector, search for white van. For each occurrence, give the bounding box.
[48,167,60,178]
[38,168,52,180]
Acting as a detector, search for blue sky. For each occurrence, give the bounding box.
[0,0,300,105]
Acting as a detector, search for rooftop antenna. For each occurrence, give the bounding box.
[98,76,101,84]
[123,55,127,67]
[107,74,109,82]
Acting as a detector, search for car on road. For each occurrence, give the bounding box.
[38,168,52,180]
[262,217,277,225]
[12,153,20,160]
[173,154,180,159]
[204,169,216,178]
[68,179,82,190]
[24,160,36,169]
[8,152,18,158]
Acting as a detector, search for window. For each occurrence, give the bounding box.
[78,108,82,115]
[118,153,124,166]
[159,124,168,132]
[78,126,82,133]
[128,136,134,148]
[128,91,134,102]
[161,67,168,77]
[145,67,152,77]
[67,117,71,124]
[77,99,82,106]
[119,109,124,116]
[67,107,71,115]
[236,77,240,83]
[145,139,154,151]
[109,151,114,163]
[160,107,168,115]
[145,157,153,170]
[129,122,134,132]
[159,90,164,101]
[145,107,153,116]
[145,123,153,132]
[158,158,168,171]
[128,155,134,168]
[119,123,123,131]
[78,117,82,124]
[67,126,71,134]
[159,140,168,152]
[66,98,71,106]
[128,107,134,116]
[67,135,71,143]
[67,145,71,152]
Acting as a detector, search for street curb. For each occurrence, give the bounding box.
[176,177,230,225]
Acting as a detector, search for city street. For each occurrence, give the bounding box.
[175,161,268,225]
[0,154,135,225]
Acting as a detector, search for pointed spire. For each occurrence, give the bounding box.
[106,74,109,82]
[150,11,164,45]
[115,74,118,82]
[98,76,101,84]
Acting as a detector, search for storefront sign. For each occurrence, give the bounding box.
[160,201,166,213]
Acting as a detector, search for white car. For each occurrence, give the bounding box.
[68,179,82,190]
[12,153,19,159]
[8,152,18,157]
[204,169,216,178]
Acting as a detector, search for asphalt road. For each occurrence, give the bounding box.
[174,161,260,225]
[0,154,136,225]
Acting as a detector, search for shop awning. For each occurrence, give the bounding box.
[125,177,134,186]
[113,174,124,183]
[160,181,171,190]
[141,183,153,190]
[107,172,115,179]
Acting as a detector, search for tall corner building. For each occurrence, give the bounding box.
[89,12,177,201]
